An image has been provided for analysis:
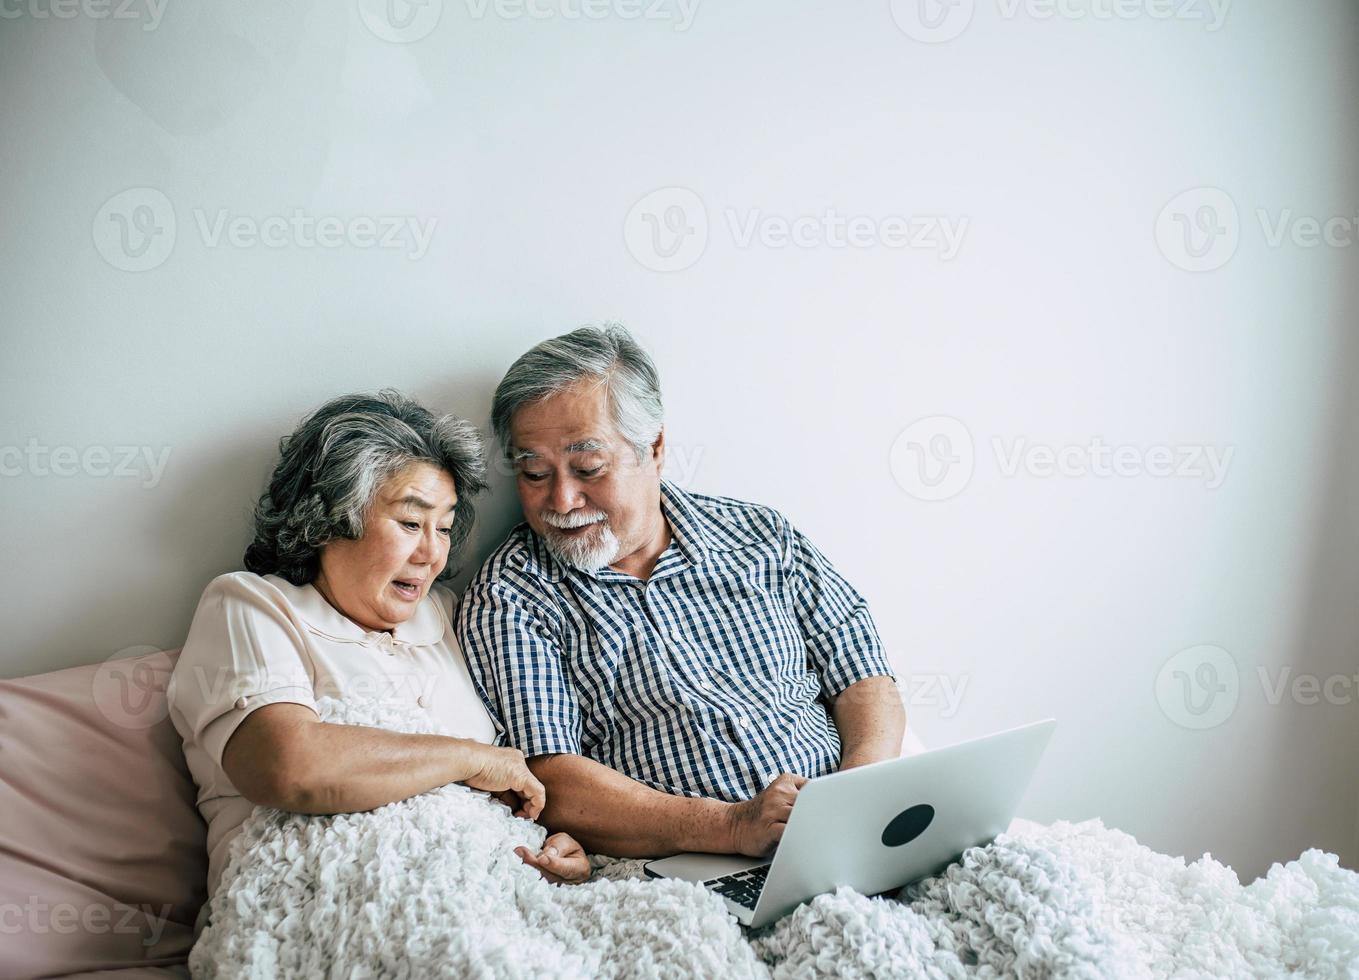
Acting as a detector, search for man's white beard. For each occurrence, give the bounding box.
[539,514,621,572]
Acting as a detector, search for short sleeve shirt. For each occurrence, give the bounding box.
[457,482,894,804]
[169,571,496,896]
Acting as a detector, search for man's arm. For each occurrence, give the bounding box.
[528,753,802,858]
[830,675,906,770]
[460,561,809,858]
[779,518,904,767]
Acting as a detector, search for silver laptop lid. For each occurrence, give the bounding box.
[747,718,1056,927]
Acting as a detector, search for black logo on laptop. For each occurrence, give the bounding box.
[881,803,935,847]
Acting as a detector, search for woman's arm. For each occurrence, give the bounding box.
[221,702,544,818]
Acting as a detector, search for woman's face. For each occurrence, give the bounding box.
[314,462,459,633]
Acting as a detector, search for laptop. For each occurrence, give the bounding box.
[644,718,1056,928]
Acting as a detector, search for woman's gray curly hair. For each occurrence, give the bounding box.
[244,390,487,586]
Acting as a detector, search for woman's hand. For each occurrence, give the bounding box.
[515,833,591,884]
[463,744,546,820]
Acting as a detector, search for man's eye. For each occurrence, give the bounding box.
[521,472,548,482]
[576,466,603,478]
[403,521,421,530]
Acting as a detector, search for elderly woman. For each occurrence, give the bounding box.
[169,391,588,901]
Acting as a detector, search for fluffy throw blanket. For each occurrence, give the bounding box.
[191,700,1359,978]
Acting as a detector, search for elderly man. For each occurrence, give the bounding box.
[458,324,904,860]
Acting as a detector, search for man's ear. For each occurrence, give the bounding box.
[651,427,666,473]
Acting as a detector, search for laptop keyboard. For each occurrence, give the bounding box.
[707,864,770,909]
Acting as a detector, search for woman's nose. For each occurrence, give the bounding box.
[411,525,439,564]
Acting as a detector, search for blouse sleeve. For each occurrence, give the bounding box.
[169,572,318,767]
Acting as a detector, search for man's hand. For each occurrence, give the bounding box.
[724,773,808,857]
[464,744,546,820]
[515,832,592,884]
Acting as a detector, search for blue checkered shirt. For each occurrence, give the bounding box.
[456,482,893,803]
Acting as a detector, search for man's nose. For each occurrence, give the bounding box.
[548,474,583,514]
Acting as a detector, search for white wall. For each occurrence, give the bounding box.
[2,0,1356,883]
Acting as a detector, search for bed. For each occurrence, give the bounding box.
[3,650,1355,979]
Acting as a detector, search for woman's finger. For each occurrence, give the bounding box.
[518,773,546,820]
[502,785,533,820]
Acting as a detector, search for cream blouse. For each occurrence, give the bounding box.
[169,571,498,896]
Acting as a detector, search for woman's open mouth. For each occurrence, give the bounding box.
[391,580,420,600]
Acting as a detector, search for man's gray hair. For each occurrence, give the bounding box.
[491,323,664,460]
[244,390,487,585]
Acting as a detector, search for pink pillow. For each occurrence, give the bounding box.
[0,650,207,980]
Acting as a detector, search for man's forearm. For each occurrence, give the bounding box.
[528,753,736,857]
[832,675,907,769]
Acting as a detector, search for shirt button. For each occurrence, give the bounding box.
[738,716,749,729]
[417,695,429,708]
[234,696,249,710]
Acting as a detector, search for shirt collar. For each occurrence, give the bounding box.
[266,574,447,646]
[517,481,759,583]
[658,480,711,568]
[517,528,565,583]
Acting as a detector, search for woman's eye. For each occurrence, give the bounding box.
[403,521,421,530]
[438,527,453,536]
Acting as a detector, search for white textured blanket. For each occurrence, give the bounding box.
[191,700,1359,979]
